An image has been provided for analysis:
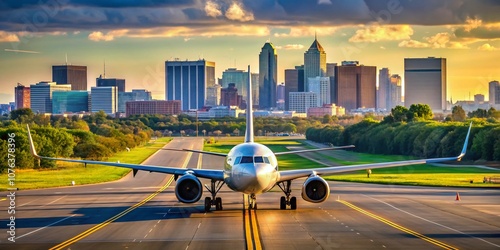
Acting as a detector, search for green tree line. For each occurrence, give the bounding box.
[0,109,153,172]
[306,105,500,161]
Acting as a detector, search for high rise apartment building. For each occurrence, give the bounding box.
[284,66,304,111]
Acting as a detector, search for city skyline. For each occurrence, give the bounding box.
[1,1,499,103]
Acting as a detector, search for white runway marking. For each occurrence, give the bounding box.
[17,214,77,239]
[364,194,500,248]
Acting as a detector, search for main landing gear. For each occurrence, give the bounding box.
[277,180,297,210]
[204,180,224,212]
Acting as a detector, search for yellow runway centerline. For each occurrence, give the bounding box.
[338,200,458,250]
[243,194,263,250]
[50,176,175,250]
[51,150,195,250]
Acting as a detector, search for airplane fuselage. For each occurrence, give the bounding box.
[224,142,279,195]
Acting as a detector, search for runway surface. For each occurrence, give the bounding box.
[1,137,499,249]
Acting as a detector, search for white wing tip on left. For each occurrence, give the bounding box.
[26,125,39,158]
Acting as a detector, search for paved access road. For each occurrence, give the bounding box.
[1,137,499,249]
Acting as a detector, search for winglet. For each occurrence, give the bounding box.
[26,125,39,158]
[245,65,254,143]
[458,122,473,160]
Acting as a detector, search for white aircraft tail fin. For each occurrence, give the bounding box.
[245,65,254,143]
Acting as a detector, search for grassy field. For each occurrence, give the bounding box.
[0,137,172,190]
[204,137,500,188]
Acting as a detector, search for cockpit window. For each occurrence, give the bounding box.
[240,156,253,163]
[263,157,270,164]
[254,156,264,163]
[234,156,241,164]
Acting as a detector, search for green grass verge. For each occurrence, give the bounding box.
[203,137,500,188]
[0,137,172,190]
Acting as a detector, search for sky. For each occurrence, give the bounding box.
[0,0,499,102]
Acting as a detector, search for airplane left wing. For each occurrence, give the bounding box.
[277,123,473,182]
[27,125,224,181]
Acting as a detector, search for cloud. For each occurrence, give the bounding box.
[88,30,128,41]
[349,25,413,43]
[205,1,222,18]
[87,25,270,40]
[424,32,469,49]
[0,31,19,42]
[454,21,500,40]
[275,44,304,50]
[1,0,500,40]
[477,43,498,51]
[274,26,338,37]
[225,2,254,22]
[398,40,430,48]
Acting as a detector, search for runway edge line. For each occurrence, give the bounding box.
[337,200,458,250]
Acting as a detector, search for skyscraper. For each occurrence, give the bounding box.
[284,65,304,111]
[259,42,278,109]
[389,74,402,109]
[404,57,447,111]
[304,35,326,91]
[14,83,30,109]
[30,82,71,113]
[221,83,243,108]
[91,86,118,114]
[378,68,390,110]
[52,65,87,90]
[165,59,215,110]
[490,80,500,105]
[333,61,377,111]
[206,84,221,106]
[308,76,331,107]
[222,68,248,97]
[251,73,259,106]
[118,89,152,113]
[52,91,90,114]
[96,76,126,93]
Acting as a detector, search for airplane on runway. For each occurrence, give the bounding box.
[27,65,472,212]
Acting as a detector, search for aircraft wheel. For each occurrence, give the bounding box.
[204,197,212,212]
[290,197,297,210]
[280,196,286,210]
[215,197,223,211]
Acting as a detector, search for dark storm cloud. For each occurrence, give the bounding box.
[0,0,194,9]
[0,0,499,33]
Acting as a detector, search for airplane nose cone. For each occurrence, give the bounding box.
[233,164,272,194]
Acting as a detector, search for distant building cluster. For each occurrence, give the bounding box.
[12,64,164,117]
[9,40,498,118]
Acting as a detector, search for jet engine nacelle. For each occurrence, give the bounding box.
[175,174,203,203]
[301,175,330,203]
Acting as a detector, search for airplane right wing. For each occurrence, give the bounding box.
[277,122,473,182]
